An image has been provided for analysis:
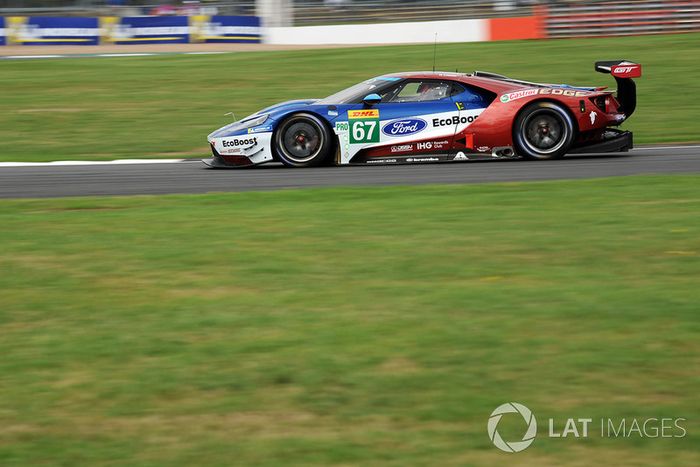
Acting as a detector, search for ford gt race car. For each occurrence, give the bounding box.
[204,60,641,168]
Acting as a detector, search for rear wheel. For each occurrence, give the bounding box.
[514,102,575,160]
[274,113,333,167]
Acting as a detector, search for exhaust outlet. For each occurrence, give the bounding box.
[492,147,515,158]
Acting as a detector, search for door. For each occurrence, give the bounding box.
[374,79,463,147]
[450,84,490,153]
[342,79,468,163]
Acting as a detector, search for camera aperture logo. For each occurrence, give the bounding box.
[487,402,688,453]
[487,402,537,453]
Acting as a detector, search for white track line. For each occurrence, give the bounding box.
[98,53,156,57]
[3,55,63,59]
[2,51,234,60]
[633,145,700,151]
[0,146,696,168]
[0,159,188,168]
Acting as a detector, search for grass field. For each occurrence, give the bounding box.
[0,33,699,162]
[1,175,698,465]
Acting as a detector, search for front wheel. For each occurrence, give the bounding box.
[274,113,333,167]
[513,102,575,160]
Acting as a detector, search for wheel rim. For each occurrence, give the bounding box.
[279,120,323,163]
[522,110,568,155]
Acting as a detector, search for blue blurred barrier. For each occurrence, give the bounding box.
[7,17,100,45]
[196,15,261,43]
[108,16,190,44]
[0,16,262,46]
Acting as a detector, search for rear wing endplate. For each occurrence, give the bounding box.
[595,60,641,117]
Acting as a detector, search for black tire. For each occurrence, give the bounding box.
[513,102,575,160]
[274,113,333,167]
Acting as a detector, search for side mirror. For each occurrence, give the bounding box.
[362,93,382,106]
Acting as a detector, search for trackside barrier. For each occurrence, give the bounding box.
[190,15,261,43]
[265,19,488,45]
[104,16,190,44]
[2,3,698,47]
[6,16,99,45]
[545,0,700,38]
[264,15,545,45]
[1,15,261,45]
[488,14,545,41]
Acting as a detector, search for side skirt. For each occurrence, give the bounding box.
[348,151,519,165]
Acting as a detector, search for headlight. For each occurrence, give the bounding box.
[208,113,270,140]
[239,114,268,129]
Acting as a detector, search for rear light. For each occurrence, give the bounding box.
[591,96,607,113]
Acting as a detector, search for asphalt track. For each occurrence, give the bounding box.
[0,146,698,198]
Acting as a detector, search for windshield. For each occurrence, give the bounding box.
[316,77,401,105]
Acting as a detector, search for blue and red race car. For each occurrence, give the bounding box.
[204,60,641,168]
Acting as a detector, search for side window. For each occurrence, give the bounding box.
[387,80,452,103]
[450,83,495,107]
[450,83,466,97]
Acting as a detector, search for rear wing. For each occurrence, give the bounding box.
[595,60,642,79]
[595,60,641,117]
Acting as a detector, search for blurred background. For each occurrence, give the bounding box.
[1,1,698,39]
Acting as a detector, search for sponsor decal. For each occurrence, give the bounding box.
[433,140,450,150]
[453,152,468,161]
[247,126,272,134]
[500,89,538,103]
[328,110,338,116]
[611,64,641,78]
[222,137,257,148]
[408,157,439,163]
[538,88,592,97]
[349,110,380,144]
[367,158,397,164]
[348,109,379,119]
[381,118,427,137]
[391,144,413,153]
[433,115,478,127]
[501,88,594,103]
[613,66,635,74]
[477,146,490,152]
[589,111,597,125]
[219,147,244,155]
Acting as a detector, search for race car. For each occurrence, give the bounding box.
[204,60,641,168]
